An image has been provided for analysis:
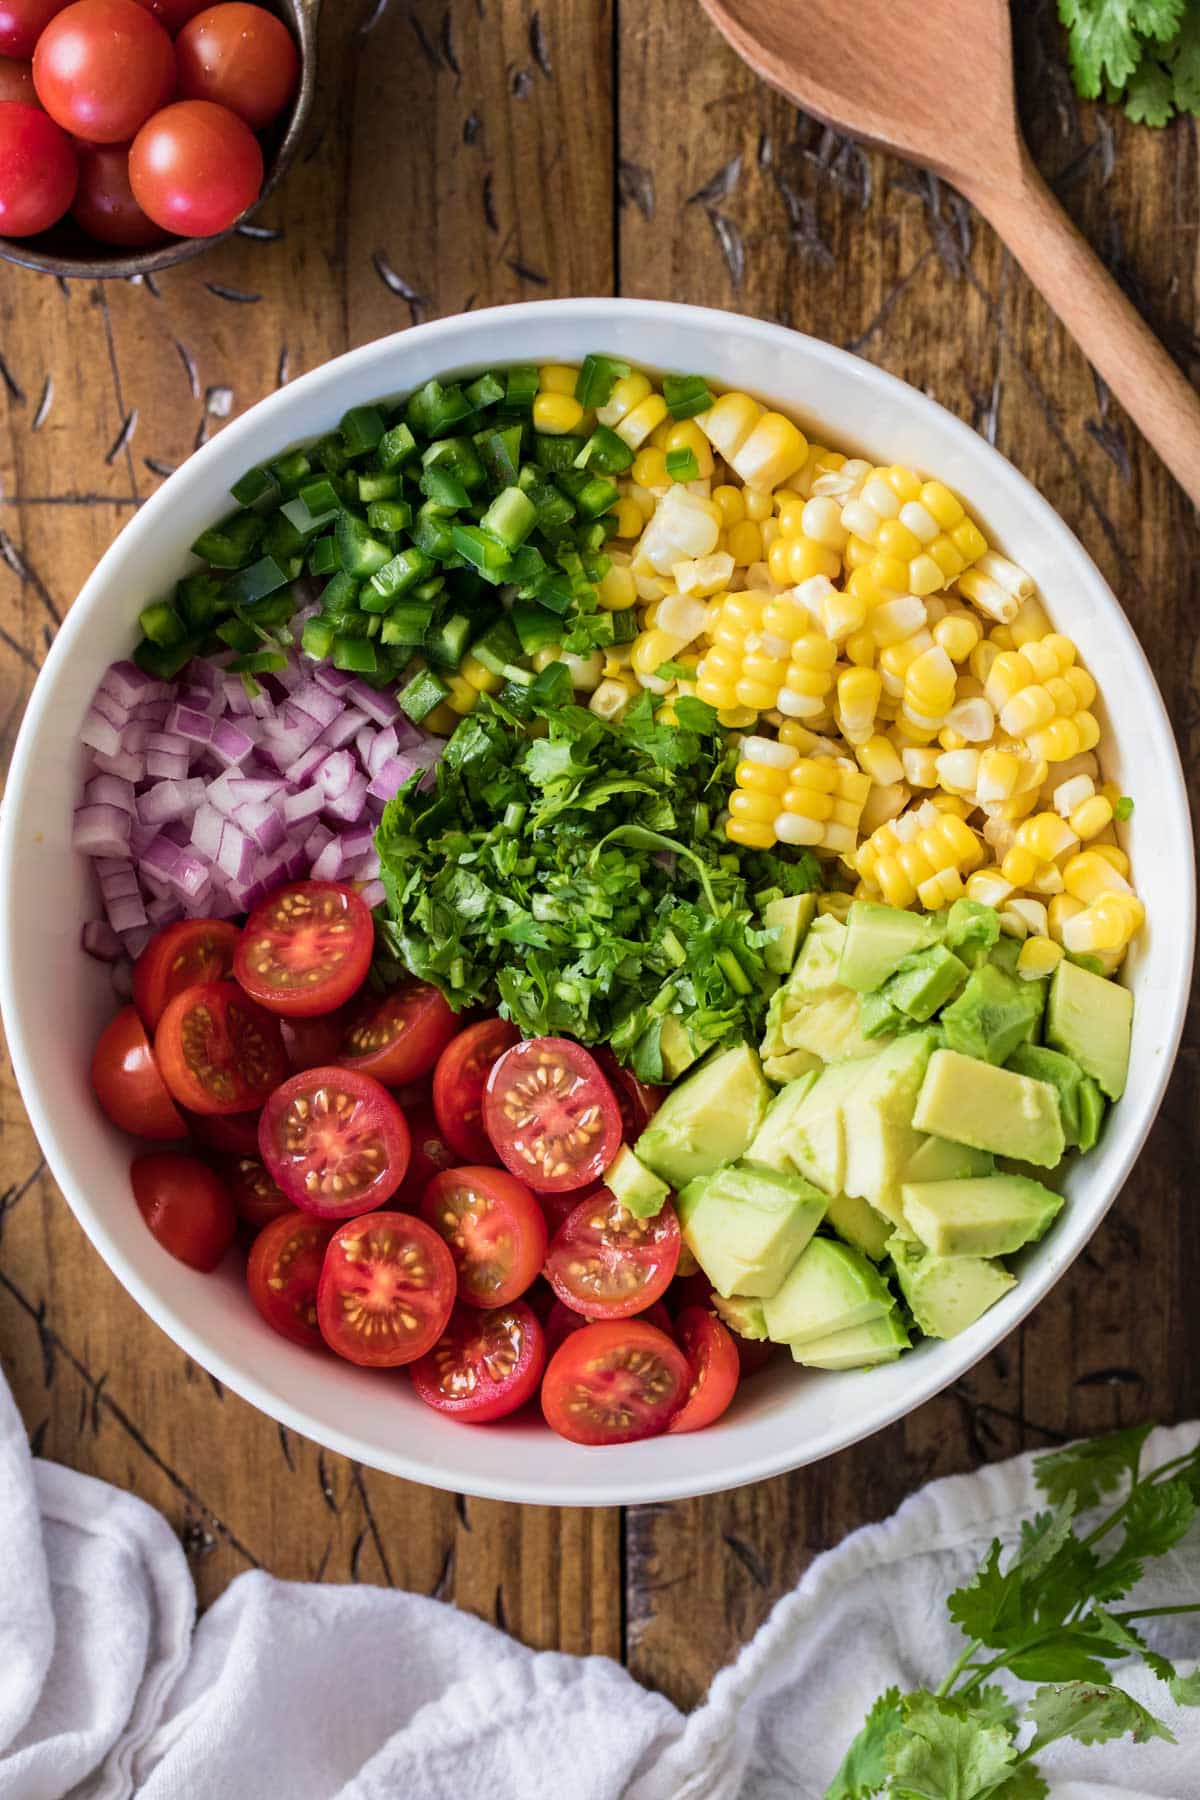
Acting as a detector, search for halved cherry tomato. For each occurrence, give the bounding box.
[91,1004,186,1139]
[133,918,240,1031]
[668,1267,714,1314]
[234,882,373,1018]
[595,1048,665,1140]
[544,1190,681,1320]
[174,1,299,129]
[131,1151,237,1270]
[247,1208,333,1348]
[394,1103,456,1208]
[219,1151,289,1228]
[317,1210,455,1367]
[155,981,287,1115]
[33,0,175,142]
[280,1008,346,1072]
[432,1018,518,1163]
[187,1106,260,1153]
[338,979,458,1086]
[545,1297,587,1358]
[258,1065,409,1218]
[483,1036,621,1195]
[667,1305,740,1433]
[421,1165,547,1308]
[410,1299,545,1422]
[541,1318,689,1446]
[538,1185,588,1237]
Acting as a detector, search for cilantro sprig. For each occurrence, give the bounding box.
[373,680,819,1077]
[828,1422,1200,1798]
[1059,0,1200,125]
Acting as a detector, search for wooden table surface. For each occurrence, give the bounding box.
[0,0,1197,1714]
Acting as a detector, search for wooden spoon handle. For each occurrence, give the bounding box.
[966,143,1200,508]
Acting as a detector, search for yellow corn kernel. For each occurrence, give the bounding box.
[664,418,715,477]
[903,645,957,728]
[1062,849,1132,903]
[729,520,764,567]
[729,788,779,826]
[778,720,822,753]
[712,483,745,527]
[965,867,1015,907]
[597,559,637,611]
[742,486,773,522]
[597,372,652,426]
[539,363,580,395]
[1090,843,1130,876]
[844,627,876,670]
[718,704,758,729]
[837,666,882,742]
[602,646,634,676]
[1061,892,1145,955]
[934,612,981,663]
[1068,794,1113,841]
[674,552,734,599]
[423,701,459,735]
[1047,893,1084,942]
[461,652,503,694]
[632,628,685,677]
[1001,845,1038,888]
[855,804,981,909]
[611,496,643,538]
[444,674,480,716]
[856,733,904,786]
[533,391,585,435]
[617,393,669,450]
[725,817,777,849]
[632,446,670,489]
[589,677,635,722]
[699,393,808,490]
[1015,811,1079,864]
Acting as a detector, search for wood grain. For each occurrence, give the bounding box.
[0,0,1196,1715]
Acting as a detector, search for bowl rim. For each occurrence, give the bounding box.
[1,296,1193,1506]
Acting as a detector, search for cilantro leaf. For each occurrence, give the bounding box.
[1124,53,1175,120]
[988,1770,1049,1800]
[825,1686,904,1800]
[1169,1668,1200,1706]
[947,1541,1034,1648]
[1088,1607,1178,1685]
[1025,1680,1175,1748]
[885,1692,1019,1799]
[1034,1423,1152,1508]
[1058,0,1200,123]
[970,1687,1020,1733]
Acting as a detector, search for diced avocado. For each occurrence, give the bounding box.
[604,1145,669,1219]
[764,1048,822,1086]
[879,943,969,1021]
[791,912,847,995]
[904,1135,995,1183]
[782,990,879,1062]
[761,914,882,1068]
[762,891,817,974]
[763,1236,895,1345]
[710,1292,768,1340]
[824,1191,893,1261]
[1006,1043,1106,1151]
[659,1013,707,1080]
[860,989,907,1040]
[792,1308,911,1369]
[1045,958,1132,1101]
[838,900,944,993]
[913,1048,1065,1168]
[1075,1074,1107,1152]
[637,1043,769,1189]
[900,1174,1064,1258]
[677,1163,827,1298]
[940,961,1044,1066]
[888,1234,1015,1339]
[840,1030,937,1225]
[743,1070,820,1173]
[989,933,1023,975]
[944,897,1001,965]
[778,1057,868,1194]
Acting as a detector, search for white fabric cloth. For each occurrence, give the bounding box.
[2,1357,1199,1799]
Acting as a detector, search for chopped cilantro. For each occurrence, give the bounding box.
[1059,0,1200,124]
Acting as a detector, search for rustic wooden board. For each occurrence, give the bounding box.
[0,0,1196,1719]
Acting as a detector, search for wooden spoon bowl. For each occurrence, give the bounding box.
[0,0,321,281]
[701,0,1200,507]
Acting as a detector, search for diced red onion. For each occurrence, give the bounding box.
[310,839,345,882]
[366,726,398,778]
[359,879,386,910]
[161,819,192,847]
[223,673,253,717]
[90,686,130,730]
[210,719,254,769]
[281,786,323,826]
[138,778,206,826]
[83,773,136,814]
[284,743,327,786]
[216,821,255,883]
[314,749,355,801]
[289,680,343,731]
[303,821,333,860]
[102,661,168,709]
[205,771,241,818]
[92,747,144,782]
[311,664,356,695]
[82,919,122,961]
[145,748,190,782]
[141,835,181,881]
[167,704,214,744]
[338,823,375,861]
[321,707,368,751]
[357,847,382,880]
[120,925,154,959]
[107,891,148,934]
[234,799,286,854]
[168,851,212,903]
[81,709,122,758]
[190,803,225,860]
[129,700,170,728]
[324,773,368,824]
[346,679,401,726]
[99,863,140,900]
[74,804,132,858]
[146,892,181,926]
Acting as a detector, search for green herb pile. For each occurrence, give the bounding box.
[374,674,819,1076]
[829,1421,1200,1798]
[1060,0,1200,125]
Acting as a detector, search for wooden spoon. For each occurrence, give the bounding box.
[700,0,1200,506]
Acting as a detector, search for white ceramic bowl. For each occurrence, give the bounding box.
[1,300,1192,1506]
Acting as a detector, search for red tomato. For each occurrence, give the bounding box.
[280,1008,346,1072]
[71,139,163,243]
[131,1151,236,1270]
[133,0,208,28]
[538,1185,587,1237]
[393,1103,456,1208]
[187,1105,260,1153]
[0,101,74,232]
[128,97,261,235]
[545,1297,586,1358]
[410,1299,545,1422]
[432,1018,518,1163]
[544,1190,680,1320]
[219,1151,289,1228]
[34,0,175,142]
[246,1208,333,1347]
[595,1047,665,1140]
[0,55,33,99]
[734,1334,776,1379]
[91,1004,186,1139]
[133,917,240,1031]
[667,1305,740,1433]
[258,1065,410,1218]
[0,0,67,57]
[668,1268,714,1314]
[338,979,458,1086]
[155,981,287,1115]
[175,2,297,129]
[234,882,373,1019]
[541,1318,689,1446]
[317,1210,455,1367]
[483,1036,621,1195]
[421,1165,547,1309]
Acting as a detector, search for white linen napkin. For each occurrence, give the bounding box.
[2,1355,1199,1799]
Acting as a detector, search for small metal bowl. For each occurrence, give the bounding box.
[0,0,320,280]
